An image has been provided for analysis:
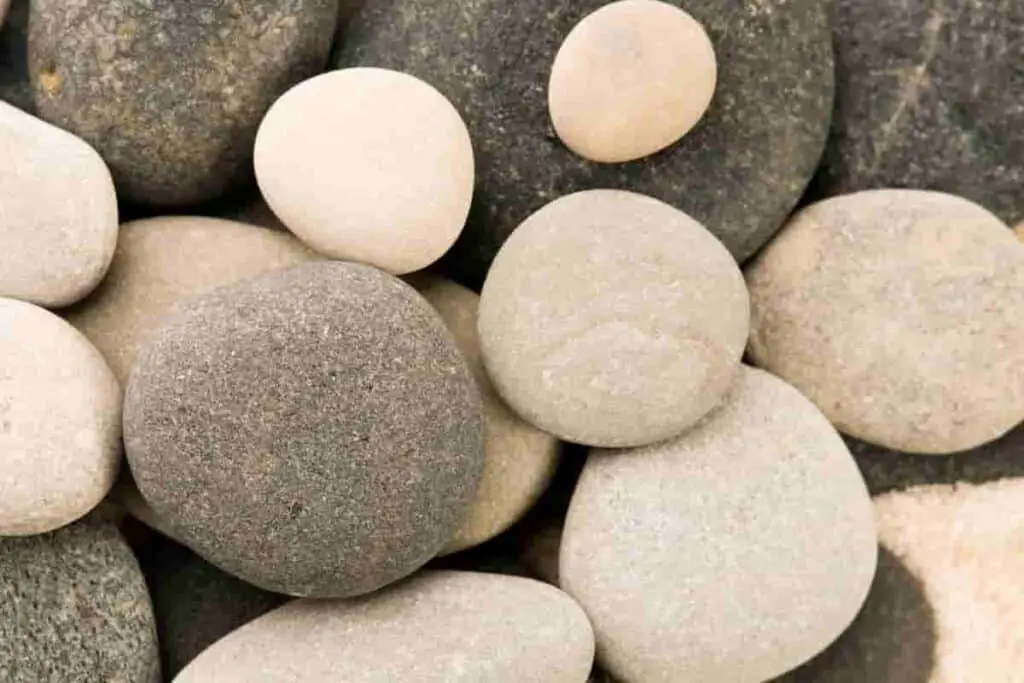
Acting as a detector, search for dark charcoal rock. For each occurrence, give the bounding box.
[336,0,834,288]
[124,262,485,598]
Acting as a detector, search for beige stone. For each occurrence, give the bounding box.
[560,366,877,682]
[478,189,749,447]
[175,571,595,682]
[409,276,561,555]
[1014,220,1024,242]
[746,189,1024,454]
[0,298,121,535]
[254,68,474,275]
[548,0,716,163]
[0,101,118,308]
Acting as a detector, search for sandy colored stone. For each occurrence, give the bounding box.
[66,216,318,386]
[409,276,561,554]
[0,101,117,307]
[747,189,1024,454]
[255,68,474,274]
[176,571,594,682]
[549,0,716,163]
[1014,221,1024,242]
[0,298,121,536]
[560,366,877,682]
[124,262,484,598]
[479,189,748,447]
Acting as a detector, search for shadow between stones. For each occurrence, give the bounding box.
[0,0,32,113]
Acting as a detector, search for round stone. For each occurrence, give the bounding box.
[66,216,319,386]
[560,366,877,682]
[336,0,834,287]
[255,68,474,274]
[176,571,594,682]
[0,298,121,536]
[479,189,749,447]
[548,0,716,163]
[124,262,485,597]
[746,189,1024,454]
[28,0,339,206]
[0,101,117,307]
[409,276,560,554]
[0,521,160,682]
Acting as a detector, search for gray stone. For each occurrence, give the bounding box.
[124,262,485,598]
[28,0,339,207]
[336,0,833,287]
[0,520,161,683]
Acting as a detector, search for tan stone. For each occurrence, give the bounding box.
[0,298,121,535]
[1014,220,1024,242]
[746,189,1024,454]
[255,68,474,275]
[548,0,716,163]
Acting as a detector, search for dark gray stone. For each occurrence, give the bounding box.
[811,0,1024,225]
[28,0,339,207]
[0,520,161,683]
[124,262,485,598]
[336,0,834,288]
[0,0,32,113]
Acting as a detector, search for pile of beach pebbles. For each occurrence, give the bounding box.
[2,0,1023,681]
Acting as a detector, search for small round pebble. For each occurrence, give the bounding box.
[0,521,160,682]
[479,189,749,447]
[746,189,1024,454]
[124,262,484,597]
[0,298,121,536]
[549,0,716,163]
[560,366,877,682]
[255,68,474,274]
[0,101,117,307]
[176,571,594,682]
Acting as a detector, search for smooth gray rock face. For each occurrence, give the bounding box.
[812,0,1024,227]
[28,0,339,207]
[124,262,485,598]
[336,0,833,287]
[0,521,161,683]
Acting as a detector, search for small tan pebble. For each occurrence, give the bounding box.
[175,571,595,682]
[65,216,319,386]
[478,189,749,448]
[560,366,877,682]
[0,101,117,308]
[255,67,474,274]
[0,298,121,536]
[548,0,716,163]
[409,276,561,555]
[746,189,1024,454]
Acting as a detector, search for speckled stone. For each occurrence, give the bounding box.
[336,0,834,287]
[0,0,30,114]
[811,1,1024,227]
[0,520,160,682]
[560,366,877,682]
[124,262,485,597]
[479,190,749,447]
[0,101,118,307]
[176,571,594,682]
[747,189,1024,454]
[0,298,121,536]
[28,0,339,207]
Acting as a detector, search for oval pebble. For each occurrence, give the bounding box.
[124,262,484,597]
[0,101,117,307]
[175,571,594,683]
[560,366,877,682]
[549,0,716,163]
[479,189,749,447]
[0,298,121,536]
[746,189,1024,454]
[255,68,474,274]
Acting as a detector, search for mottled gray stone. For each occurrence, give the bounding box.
[0,520,161,683]
[29,0,339,207]
[336,0,834,287]
[0,0,32,113]
[124,262,485,598]
[812,0,1024,226]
